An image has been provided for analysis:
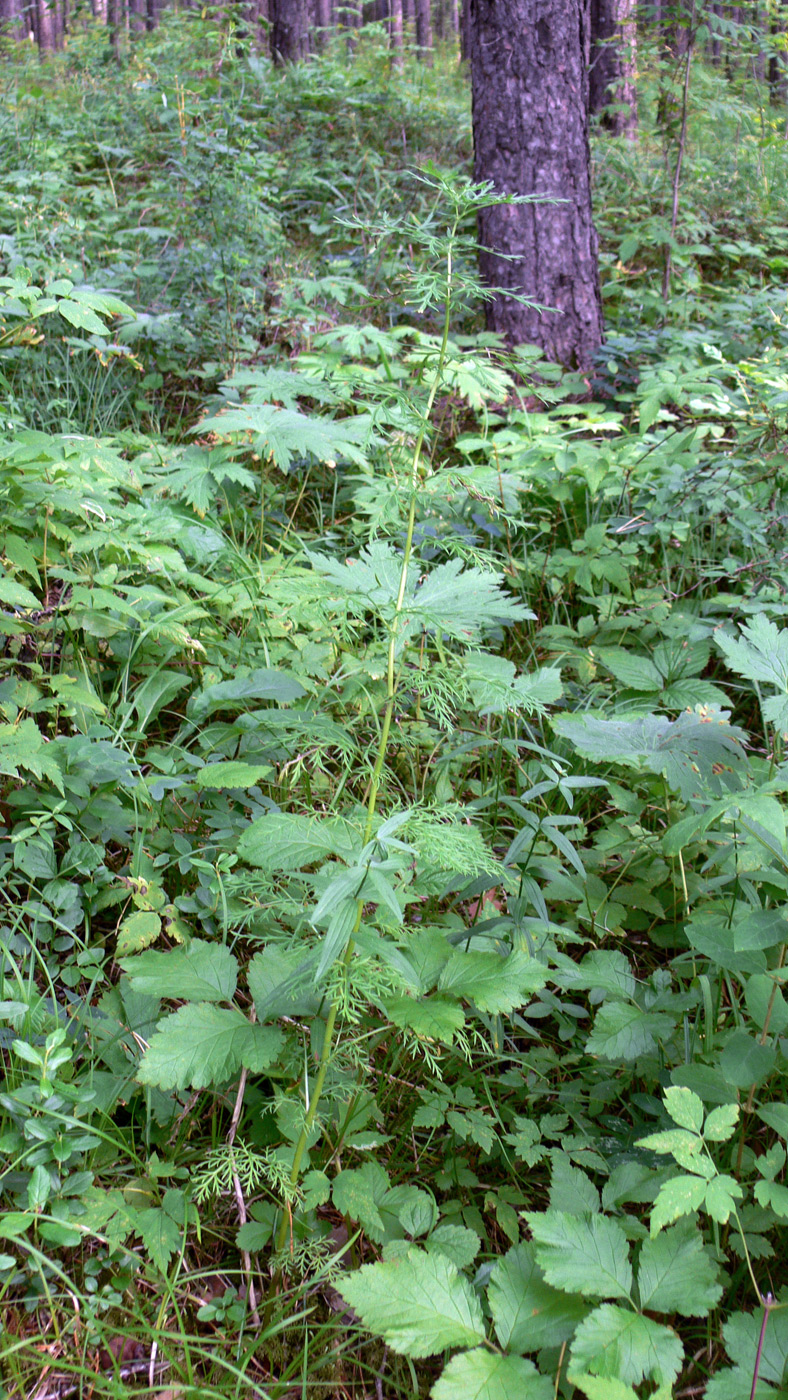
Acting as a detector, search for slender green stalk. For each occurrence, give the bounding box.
[274,242,457,1255]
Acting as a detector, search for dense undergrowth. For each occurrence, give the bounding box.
[2,14,788,1399]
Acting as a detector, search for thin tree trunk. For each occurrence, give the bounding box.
[315,0,330,45]
[107,0,121,60]
[389,0,403,63]
[590,0,638,138]
[469,0,603,367]
[460,0,469,56]
[769,0,788,101]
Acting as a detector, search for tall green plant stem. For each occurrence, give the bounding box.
[274,243,457,1255]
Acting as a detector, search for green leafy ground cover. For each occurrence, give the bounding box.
[2,15,788,1398]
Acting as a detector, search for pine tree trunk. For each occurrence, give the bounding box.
[36,0,55,49]
[271,0,309,61]
[315,0,331,44]
[415,0,431,56]
[460,0,470,57]
[589,0,638,138]
[469,0,603,368]
[0,0,25,38]
[389,0,403,63]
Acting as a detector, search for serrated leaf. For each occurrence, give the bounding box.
[717,617,788,690]
[597,648,662,692]
[569,1304,683,1387]
[238,811,358,872]
[138,1004,283,1089]
[248,945,320,1020]
[58,298,107,333]
[649,1175,707,1235]
[437,948,546,1015]
[0,718,64,794]
[408,558,531,639]
[586,1002,675,1061]
[525,1210,633,1300]
[309,541,528,648]
[135,1206,182,1274]
[336,1251,485,1357]
[489,1241,589,1354]
[704,1174,743,1223]
[431,1349,552,1400]
[190,761,273,789]
[637,1225,722,1316]
[0,575,39,609]
[117,910,161,956]
[120,939,237,1002]
[465,653,562,717]
[549,1154,601,1214]
[425,1224,481,1270]
[664,1086,704,1133]
[386,994,465,1044]
[332,1163,389,1243]
[194,402,375,473]
[704,1104,739,1142]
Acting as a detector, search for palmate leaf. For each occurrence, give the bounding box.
[464,652,562,716]
[431,1350,552,1400]
[226,366,342,410]
[120,939,238,1002]
[716,616,788,690]
[194,403,375,472]
[336,1251,485,1358]
[554,708,747,800]
[525,1211,633,1300]
[309,542,529,646]
[406,558,531,640]
[0,719,64,795]
[137,1004,283,1090]
[636,1225,722,1316]
[569,1305,683,1388]
[158,446,257,516]
[438,948,547,1015]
